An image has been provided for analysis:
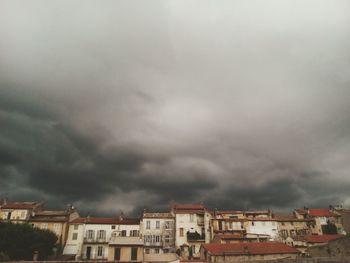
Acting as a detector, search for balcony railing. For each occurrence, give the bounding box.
[83,237,107,243]
[186,231,205,241]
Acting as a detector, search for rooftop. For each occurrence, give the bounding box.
[0,202,43,210]
[303,234,345,243]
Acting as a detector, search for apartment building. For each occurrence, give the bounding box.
[141,212,175,254]
[0,201,43,223]
[172,204,211,259]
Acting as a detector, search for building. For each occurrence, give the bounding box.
[0,201,43,223]
[108,234,144,262]
[245,218,279,240]
[306,235,350,258]
[63,216,141,260]
[294,208,345,235]
[29,205,79,246]
[141,211,175,254]
[172,204,211,259]
[200,242,300,262]
[275,215,314,245]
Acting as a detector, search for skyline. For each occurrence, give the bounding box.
[1,1,350,215]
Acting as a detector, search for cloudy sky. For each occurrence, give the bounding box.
[0,0,350,215]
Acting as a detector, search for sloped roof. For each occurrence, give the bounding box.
[71,217,140,225]
[1,202,42,210]
[173,204,205,210]
[308,209,339,217]
[303,234,344,243]
[202,242,299,256]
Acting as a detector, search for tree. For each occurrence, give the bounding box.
[0,221,57,260]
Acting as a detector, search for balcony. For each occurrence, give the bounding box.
[109,236,143,246]
[144,241,163,247]
[83,237,107,243]
[186,231,205,242]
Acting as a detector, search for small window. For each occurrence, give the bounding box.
[145,248,150,254]
[74,225,79,230]
[72,233,78,240]
[146,220,151,229]
[179,228,184,237]
[121,230,127,236]
[20,211,26,219]
[155,248,160,254]
[97,246,103,257]
[41,223,48,229]
[156,221,160,229]
[165,221,171,229]
[112,225,116,229]
[190,214,194,222]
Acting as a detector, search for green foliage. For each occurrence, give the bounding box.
[0,221,57,260]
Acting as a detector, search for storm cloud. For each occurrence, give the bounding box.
[1,0,350,215]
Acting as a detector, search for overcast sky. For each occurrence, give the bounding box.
[0,0,350,216]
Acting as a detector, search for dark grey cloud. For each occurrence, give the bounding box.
[1,0,350,215]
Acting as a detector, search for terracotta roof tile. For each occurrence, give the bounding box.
[1,202,42,210]
[308,209,339,217]
[303,234,344,243]
[202,242,299,256]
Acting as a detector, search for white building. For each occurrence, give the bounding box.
[172,204,211,259]
[63,216,140,260]
[246,218,278,240]
[141,212,175,254]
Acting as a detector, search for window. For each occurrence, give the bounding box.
[251,222,255,226]
[145,248,150,254]
[41,223,48,229]
[165,221,171,229]
[112,225,116,229]
[179,228,184,237]
[189,214,194,222]
[146,220,150,229]
[155,248,160,254]
[164,235,170,243]
[87,230,94,239]
[98,230,106,239]
[20,211,26,219]
[131,247,138,260]
[121,230,127,236]
[130,230,139,237]
[97,246,103,257]
[156,221,160,229]
[74,225,79,230]
[144,235,151,242]
[155,235,160,242]
[72,233,78,240]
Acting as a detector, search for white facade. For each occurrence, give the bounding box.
[141,213,175,254]
[174,211,211,258]
[63,218,140,260]
[246,219,278,240]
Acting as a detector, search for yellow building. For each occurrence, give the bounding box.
[108,236,144,262]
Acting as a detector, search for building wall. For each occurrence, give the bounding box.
[107,246,144,262]
[63,223,85,256]
[307,237,350,258]
[246,220,278,240]
[175,213,206,256]
[0,209,30,222]
[31,221,67,245]
[277,221,310,242]
[141,217,175,254]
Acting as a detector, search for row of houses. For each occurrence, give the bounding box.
[0,200,349,262]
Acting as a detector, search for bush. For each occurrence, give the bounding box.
[0,221,57,260]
